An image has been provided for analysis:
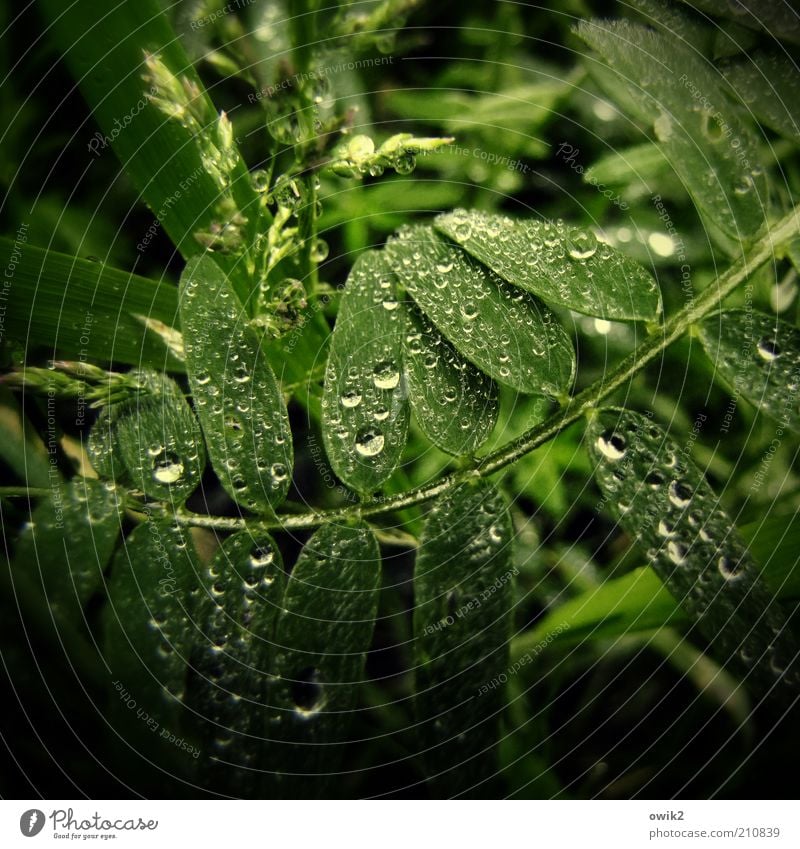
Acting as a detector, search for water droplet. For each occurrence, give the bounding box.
[152,453,184,485]
[394,152,416,175]
[341,390,362,408]
[596,430,626,461]
[250,545,275,568]
[270,463,288,483]
[291,666,325,718]
[756,337,781,361]
[668,480,693,509]
[567,231,598,260]
[667,540,687,565]
[373,360,400,390]
[460,302,479,321]
[718,555,744,581]
[355,426,385,457]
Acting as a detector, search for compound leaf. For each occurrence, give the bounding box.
[403,301,499,455]
[587,407,800,704]
[321,250,409,494]
[179,256,293,513]
[270,522,380,796]
[186,532,286,795]
[13,479,123,623]
[435,209,661,322]
[90,370,205,503]
[103,519,201,734]
[386,225,575,396]
[413,480,513,797]
[699,310,800,433]
[576,20,768,244]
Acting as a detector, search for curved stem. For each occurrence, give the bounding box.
[171,208,800,534]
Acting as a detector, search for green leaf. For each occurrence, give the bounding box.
[518,567,680,652]
[386,226,575,396]
[269,522,380,795]
[103,519,200,732]
[321,250,409,493]
[37,0,261,301]
[0,238,182,369]
[698,309,800,432]
[89,370,205,503]
[435,209,662,322]
[629,0,714,54]
[512,512,800,658]
[587,408,800,703]
[584,142,670,189]
[413,480,513,796]
[575,20,768,244]
[403,301,499,455]
[676,0,800,47]
[722,52,800,143]
[185,532,286,795]
[13,479,123,623]
[179,256,293,513]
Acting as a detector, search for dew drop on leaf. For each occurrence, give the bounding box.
[152,453,185,485]
[757,337,781,361]
[355,426,385,457]
[596,430,626,460]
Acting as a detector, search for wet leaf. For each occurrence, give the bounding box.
[722,52,800,143]
[186,532,285,795]
[269,522,380,795]
[179,256,293,513]
[386,225,575,396]
[676,0,800,47]
[587,407,800,703]
[435,209,662,321]
[103,518,200,731]
[699,310,800,433]
[322,250,409,493]
[413,480,513,797]
[90,370,205,503]
[512,512,800,656]
[403,301,499,455]
[576,19,768,244]
[13,479,123,623]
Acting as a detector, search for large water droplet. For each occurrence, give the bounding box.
[153,453,184,485]
[596,430,626,461]
[668,480,693,509]
[756,337,781,361]
[373,360,400,390]
[355,426,385,457]
[567,231,598,261]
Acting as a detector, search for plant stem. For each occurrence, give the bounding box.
[169,208,800,533]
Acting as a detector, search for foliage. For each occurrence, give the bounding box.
[2,0,800,799]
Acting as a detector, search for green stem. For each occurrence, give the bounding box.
[165,208,799,533]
